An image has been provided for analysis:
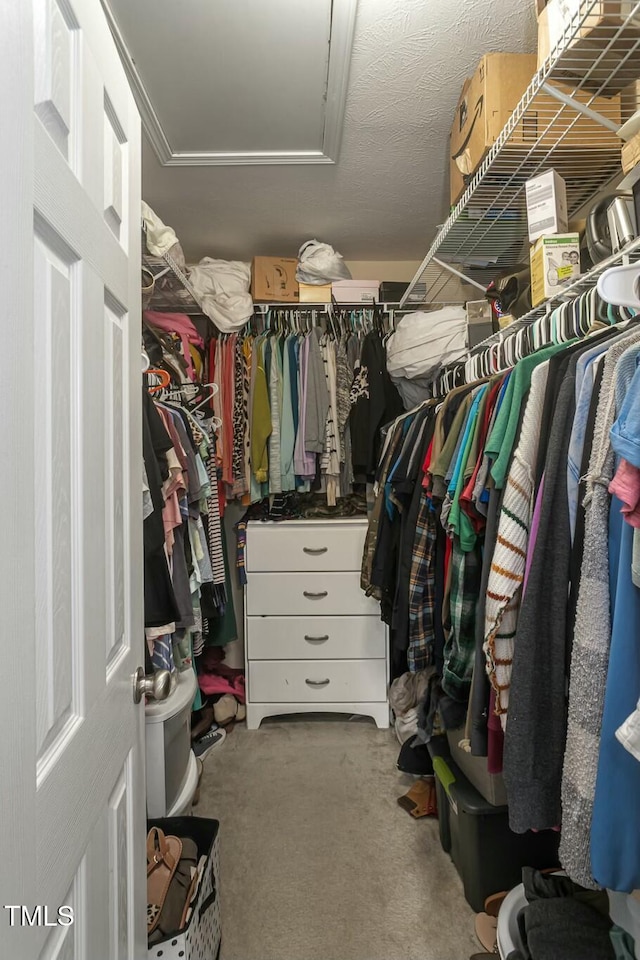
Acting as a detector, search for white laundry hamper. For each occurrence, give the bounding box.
[147,817,221,960]
[496,883,528,959]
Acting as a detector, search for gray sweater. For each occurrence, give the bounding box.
[304,327,330,455]
[560,328,640,888]
[503,354,576,833]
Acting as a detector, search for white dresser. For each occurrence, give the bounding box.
[244,518,389,729]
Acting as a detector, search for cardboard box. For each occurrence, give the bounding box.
[526,169,569,240]
[621,79,640,123]
[251,257,299,302]
[530,232,580,305]
[537,1,640,94]
[449,52,621,206]
[513,76,621,152]
[450,54,536,205]
[622,128,640,173]
[298,282,332,303]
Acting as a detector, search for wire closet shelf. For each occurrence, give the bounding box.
[464,234,640,355]
[400,0,640,308]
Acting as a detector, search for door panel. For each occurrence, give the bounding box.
[0,0,143,956]
[33,228,79,765]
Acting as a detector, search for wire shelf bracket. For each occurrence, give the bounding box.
[431,257,487,293]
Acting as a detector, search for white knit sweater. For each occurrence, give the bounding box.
[484,361,550,727]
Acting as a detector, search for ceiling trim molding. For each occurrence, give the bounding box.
[101,0,358,167]
[323,0,359,164]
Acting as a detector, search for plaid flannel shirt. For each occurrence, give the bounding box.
[442,538,481,701]
[407,491,437,672]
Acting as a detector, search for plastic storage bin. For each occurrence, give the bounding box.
[446,728,508,806]
[429,743,560,912]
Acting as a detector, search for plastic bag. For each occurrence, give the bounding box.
[386,307,468,381]
[187,258,253,333]
[296,240,352,285]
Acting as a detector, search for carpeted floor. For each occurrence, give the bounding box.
[198,715,476,960]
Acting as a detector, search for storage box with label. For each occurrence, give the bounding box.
[251,257,299,302]
[331,280,380,303]
[298,282,332,303]
[530,232,580,305]
[537,1,640,94]
[526,169,569,240]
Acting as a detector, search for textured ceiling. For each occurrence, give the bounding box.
[142,0,537,263]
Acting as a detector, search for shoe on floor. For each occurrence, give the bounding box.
[192,723,226,761]
[397,777,438,818]
[474,912,498,952]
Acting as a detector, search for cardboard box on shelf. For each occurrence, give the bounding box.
[449,52,621,206]
[251,257,299,302]
[622,128,640,173]
[621,79,640,122]
[530,232,581,305]
[525,169,569,240]
[537,1,640,94]
[513,80,621,152]
[298,282,332,303]
[449,54,536,206]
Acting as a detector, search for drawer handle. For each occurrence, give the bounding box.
[304,635,329,643]
[305,678,330,687]
[303,546,328,555]
[303,590,328,600]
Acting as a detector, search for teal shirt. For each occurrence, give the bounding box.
[485,342,568,489]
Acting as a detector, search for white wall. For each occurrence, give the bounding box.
[345,260,422,281]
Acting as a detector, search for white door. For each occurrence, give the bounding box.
[0,0,144,958]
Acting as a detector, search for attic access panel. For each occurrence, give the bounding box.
[103,0,357,165]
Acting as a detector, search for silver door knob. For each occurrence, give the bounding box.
[132,666,171,704]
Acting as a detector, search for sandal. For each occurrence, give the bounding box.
[474,912,498,952]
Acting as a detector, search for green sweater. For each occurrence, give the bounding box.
[485,342,567,489]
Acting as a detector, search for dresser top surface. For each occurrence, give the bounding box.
[247,517,367,527]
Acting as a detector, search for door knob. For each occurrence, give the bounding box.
[133,666,171,704]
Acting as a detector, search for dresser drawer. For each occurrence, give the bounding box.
[246,616,386,660]
[245,572,377,617]
[246,521,366,572]
[248,659,388,703]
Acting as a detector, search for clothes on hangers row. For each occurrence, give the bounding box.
[205,319,403,505]
[362,298,640,894]
[142,382,237,691]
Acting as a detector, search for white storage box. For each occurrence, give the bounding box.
[332,280,380,303]
[525,169,568,241]
[147,817,221,960]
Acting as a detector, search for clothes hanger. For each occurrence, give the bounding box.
[147,368,171,393]
[597,262,640,310]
